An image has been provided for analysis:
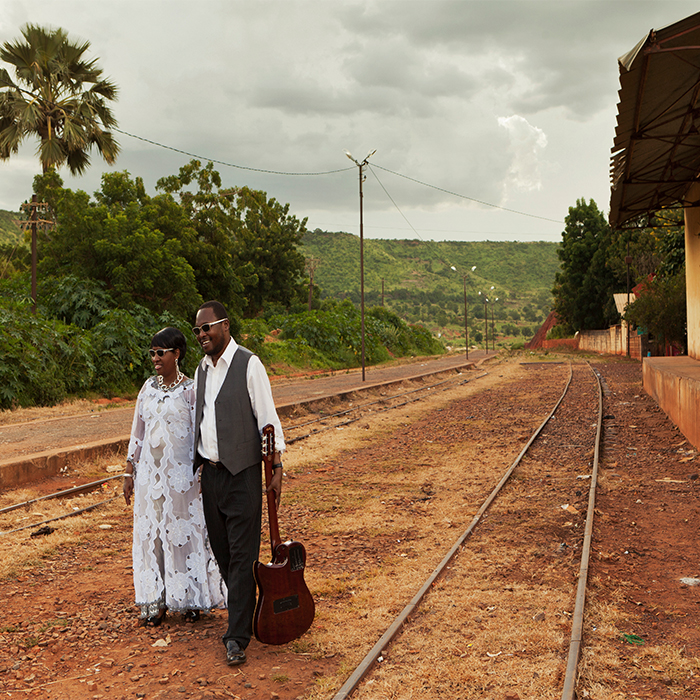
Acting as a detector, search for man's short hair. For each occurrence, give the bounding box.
[198,300,228,321]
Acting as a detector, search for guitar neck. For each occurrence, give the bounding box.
[262,424,282,556]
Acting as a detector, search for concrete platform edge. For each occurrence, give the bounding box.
[0,360,477,491]
[642,356,700,449]
[0,436,130,490]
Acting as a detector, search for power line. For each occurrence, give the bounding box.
[114,127,564,224]
[113,128,354,177]
[372,163,564,224]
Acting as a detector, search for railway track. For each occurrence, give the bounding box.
[0,360,622,699]
[0,368,486,535]
[328,361,603,700]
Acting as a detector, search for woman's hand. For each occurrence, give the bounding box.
[123,474,134,505]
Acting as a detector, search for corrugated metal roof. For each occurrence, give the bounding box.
[609,11,700,229]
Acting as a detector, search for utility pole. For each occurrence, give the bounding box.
[345,149,376,382]
[19,195,53,315]
[479,292,488,350]
[381,278,384,307]
[306,257,319,311]
[454,264,476,359]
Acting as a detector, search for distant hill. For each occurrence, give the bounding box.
[301,229,561,342]
[0,209,23,246]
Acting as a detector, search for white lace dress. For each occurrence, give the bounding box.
[127,376,226,617]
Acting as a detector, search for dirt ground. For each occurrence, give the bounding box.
[0,354,698,699]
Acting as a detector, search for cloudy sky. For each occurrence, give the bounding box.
[0,0,698,243]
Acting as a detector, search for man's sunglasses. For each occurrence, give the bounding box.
[192,318,228,336]
[149,348,174,358]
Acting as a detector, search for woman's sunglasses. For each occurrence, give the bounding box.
[149,348,174,358]
[191,318,227,336]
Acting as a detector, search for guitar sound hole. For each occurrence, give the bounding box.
[274,594,300,614]
[289,545,305,572]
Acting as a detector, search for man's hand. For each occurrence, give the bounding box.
[267,468,283,509]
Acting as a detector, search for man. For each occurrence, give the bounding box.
[193,300,284,666]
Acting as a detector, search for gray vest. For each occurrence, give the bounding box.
[195,346,262,476]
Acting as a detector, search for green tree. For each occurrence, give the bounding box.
[0,24,119,174]
[38,171,201,318]
[553,198,622,331]
[156,160,248,315]
[625,272,686,351]
[231,186,307,317]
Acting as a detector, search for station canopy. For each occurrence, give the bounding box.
[609,11,700,230]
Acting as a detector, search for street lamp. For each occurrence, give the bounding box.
[452,264,476,359]
[491,297,499,351]
[478,291,488,350]
[345,149,376,381]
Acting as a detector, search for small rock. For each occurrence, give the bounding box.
[533,612,545,622]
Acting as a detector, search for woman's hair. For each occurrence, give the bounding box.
[151,326,187,364]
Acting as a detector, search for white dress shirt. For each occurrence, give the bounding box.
[196,337,285,462]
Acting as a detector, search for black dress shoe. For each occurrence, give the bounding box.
[226,640,246,666]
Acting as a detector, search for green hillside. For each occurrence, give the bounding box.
[0,209,22,245]
[301,229,560,343]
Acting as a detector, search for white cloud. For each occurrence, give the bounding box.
[497,115,548,193]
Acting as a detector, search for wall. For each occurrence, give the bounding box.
[685,182,700,359]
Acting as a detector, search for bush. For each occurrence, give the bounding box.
[0,306,93,408]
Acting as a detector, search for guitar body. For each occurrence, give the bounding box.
[253,540,315,645]
[254,424,315,645]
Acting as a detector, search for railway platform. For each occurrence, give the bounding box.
[0,351,493,490]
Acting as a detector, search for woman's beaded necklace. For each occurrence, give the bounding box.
[157,371,185,391]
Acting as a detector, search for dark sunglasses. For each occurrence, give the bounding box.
[192,318,227,336]
[149,348,174,358]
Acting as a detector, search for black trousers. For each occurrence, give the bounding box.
[201,463,262,648]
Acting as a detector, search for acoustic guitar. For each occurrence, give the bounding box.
[253,424,315,645]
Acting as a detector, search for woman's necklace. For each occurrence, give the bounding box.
[157,371,185,391]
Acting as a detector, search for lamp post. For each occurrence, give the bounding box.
[479,291,488,350]
[345,149,376,381]
[452,264,476,359]
[491,297,499,350]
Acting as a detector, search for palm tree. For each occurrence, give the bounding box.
[0,24,119,174]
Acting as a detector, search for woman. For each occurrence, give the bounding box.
[123,326,226,626]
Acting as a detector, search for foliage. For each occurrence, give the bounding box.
[39,274,117,328]
[301,229,556,336]
[547,322,574,340]
[0,24,119,174]
[231,186,307,316]
[625,272,687,351]
[653,208,685,278]
[156,160,245,314]
[0,305,94,407]
[272,300,442,368]
[37,171,202,319]
[0,208,21,244]
[0,292,203,408]
[552,198,622,331]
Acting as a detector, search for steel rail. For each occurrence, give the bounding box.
[1,495,121,535]
[286,370,483,430]
[560,363,603,700]
[0,474,124,515]
[331,363,575,700]
[286,371,488,445]
[0,373,487,519]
